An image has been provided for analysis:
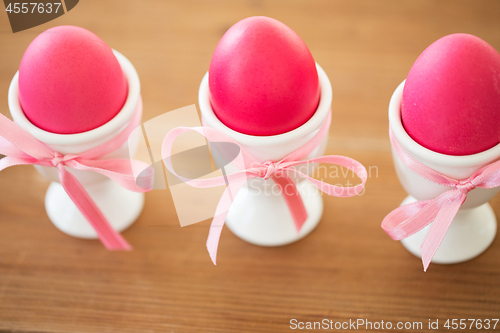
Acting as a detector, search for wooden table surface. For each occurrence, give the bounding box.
[1,1,500,332]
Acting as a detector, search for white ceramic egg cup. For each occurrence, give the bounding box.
[389,81,498,264]
[8,50,144,239]
[199,63,332,246]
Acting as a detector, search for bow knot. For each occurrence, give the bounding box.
[50,152,65,167]
[261,161,280,180]
[456,180,476,193]
[50,152,78,168]
[51,152,64,167]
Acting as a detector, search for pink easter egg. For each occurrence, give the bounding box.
[402,33,500,155]
[209,16,320,136]
[18,25,127,134]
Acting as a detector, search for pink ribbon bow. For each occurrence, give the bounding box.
[162,110,367,264]
[0,98,153,250]
[382,129,500,271]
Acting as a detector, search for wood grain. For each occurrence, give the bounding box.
[0,1,499,332]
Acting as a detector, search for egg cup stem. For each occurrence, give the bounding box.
[45,179,144,239]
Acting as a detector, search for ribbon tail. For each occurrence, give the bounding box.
[206,179,246,264]
[206,212,227,265]
[57,165,132,250]
[381,190,459,240]
[272,174,308,232]
[420,193,466,271]
[382,199,440,240]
